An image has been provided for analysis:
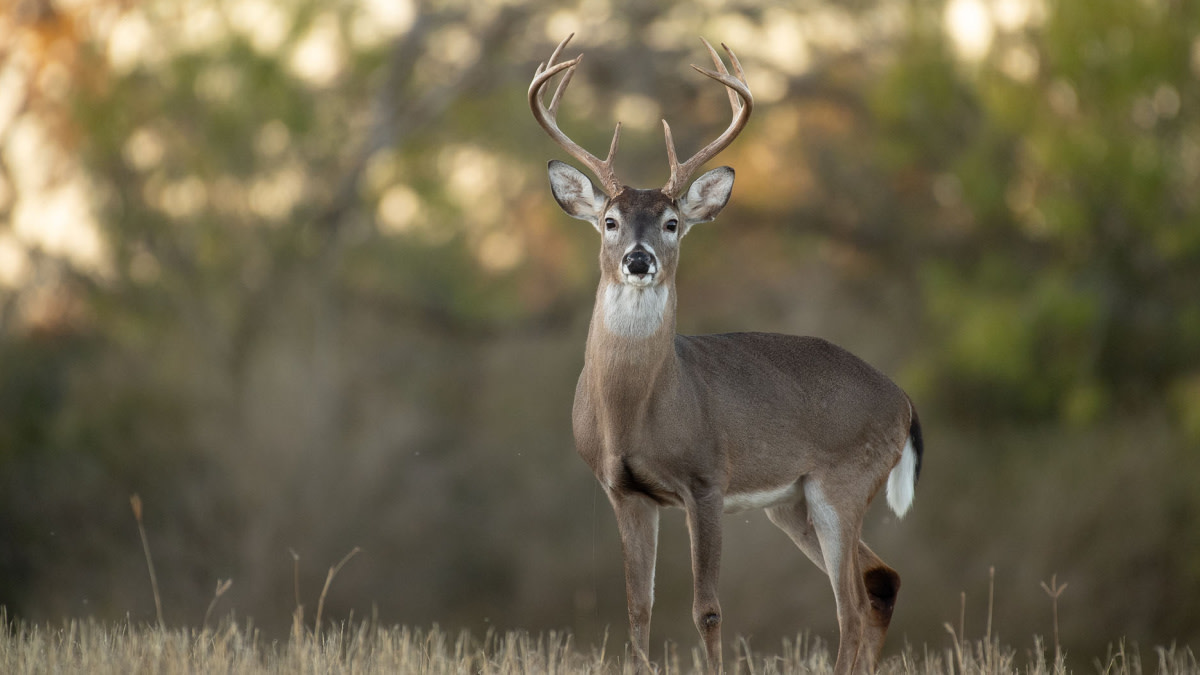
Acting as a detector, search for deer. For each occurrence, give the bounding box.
[530,35,924,675]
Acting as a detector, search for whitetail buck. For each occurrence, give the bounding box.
[530,35,924,675]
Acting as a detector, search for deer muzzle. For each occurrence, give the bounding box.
[622,249,657,283]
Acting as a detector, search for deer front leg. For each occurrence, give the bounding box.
[609,493,660,671]
[685,489,724,674]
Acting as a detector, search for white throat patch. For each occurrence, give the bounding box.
[602,283,670,338]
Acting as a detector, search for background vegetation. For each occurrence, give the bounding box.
[1,0,1198,666]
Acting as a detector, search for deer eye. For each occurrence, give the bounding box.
[664,219,678,233]
[605,217,618,231]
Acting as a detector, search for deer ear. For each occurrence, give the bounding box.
[680,166,734,226]
[548,160,607,228]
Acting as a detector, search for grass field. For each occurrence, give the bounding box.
[3,507,1192,673]
[2,617,1197,675]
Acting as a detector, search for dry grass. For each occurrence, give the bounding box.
[5,508,1192,674]
[1,616,1197,675]
[1,620,607,675]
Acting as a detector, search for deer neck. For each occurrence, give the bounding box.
[584,280,679,412]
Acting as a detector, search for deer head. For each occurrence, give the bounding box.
[530,35,752,293]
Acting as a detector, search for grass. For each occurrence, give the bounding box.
[4,501,1195,674]
[1,616,1198,675]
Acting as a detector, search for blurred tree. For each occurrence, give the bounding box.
[864,0,1200,651]
[871,0,1200,425]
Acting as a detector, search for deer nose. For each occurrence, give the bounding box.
[623,250,655,275]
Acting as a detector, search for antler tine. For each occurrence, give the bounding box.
[662,38,754,198]
[529,35,623,197]
[724,42,748,84]
[547,32,574,69]
[698,38,739,113]
[689,64,752,112]
[663,120,679,168]
[547,59,576,116]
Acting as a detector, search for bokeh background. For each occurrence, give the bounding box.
[1,0,1198,662]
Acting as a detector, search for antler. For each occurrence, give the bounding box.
[529,34,623,197]
[661,38,753,198]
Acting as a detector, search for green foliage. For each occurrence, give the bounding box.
[874,0,1200,423]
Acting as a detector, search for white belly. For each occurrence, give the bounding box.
[723,483,799,514]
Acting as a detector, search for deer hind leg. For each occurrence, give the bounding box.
[766,497,827,574]
[767,500,901,672]
[804,478,874,675]
[857,542,900,669]
[609,493,660,672]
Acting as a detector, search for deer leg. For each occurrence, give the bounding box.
[857,542,900,670]
[804,479,870,675]
[767,501,900,672]
[685,489,725,674]
[609,493,660,671]
[766,498,826,574]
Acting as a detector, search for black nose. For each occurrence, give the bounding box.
[624,250,653,275]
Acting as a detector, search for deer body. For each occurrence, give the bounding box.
[532,37,923,675]
[577,330,913,509]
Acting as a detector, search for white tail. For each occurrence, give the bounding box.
[887,436,918,518]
